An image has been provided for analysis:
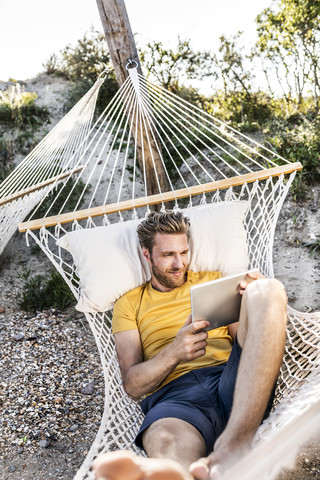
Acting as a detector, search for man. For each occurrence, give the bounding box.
[94,211,287,480]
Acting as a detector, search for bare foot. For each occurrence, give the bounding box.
[189,439,250,480]
[189,453,223,480]
[93,450,192,480]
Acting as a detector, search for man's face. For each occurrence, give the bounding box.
[143,233,189,292]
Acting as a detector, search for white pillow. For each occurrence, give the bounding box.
[57,220,151,313]
[57,201,249,313]
[186,202,249,275]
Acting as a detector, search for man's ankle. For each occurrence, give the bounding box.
[214,430,252,456]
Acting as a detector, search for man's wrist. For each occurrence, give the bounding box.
[163,341,180,367]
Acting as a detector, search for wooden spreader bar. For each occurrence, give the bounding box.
[18,162,302,232]
[0,166,84,208]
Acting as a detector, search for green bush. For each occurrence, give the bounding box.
[265,119,320,177]
[0,84,49,128]
[0,84,50,173]
[289,171,309,201]
[262,116,320,200]
[165,82,209,110]
[44,28,119,115]
[62,77,118,116]
[208,90,274,129]
[18,269,75,312]
[44,28,110,83]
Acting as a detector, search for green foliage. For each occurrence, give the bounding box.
[43,28,118,114]
[0,84,49,128]
[169,83,209,109]
[303,237,320,257]
[0,84,50,176]
[140,38,216,90]
[18,268,75,312]
[289,171,309,201]
[13,129,42,155]
[43,28,110,82]
[255,0,320,108]
[63,76,118,115]
[265,117,320,180]
[209,90,274,129]
[260,113,320,199]
[214,32,254,96]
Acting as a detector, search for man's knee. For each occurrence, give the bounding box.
[142,417,206,464]
[143,418,177,446]
[245,278,287,306]
[243,278,287,327]
[142,417,205,452]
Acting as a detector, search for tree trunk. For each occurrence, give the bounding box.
[96,0,170,198]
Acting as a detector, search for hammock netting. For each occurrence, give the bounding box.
[13,66,320,480]
[0,76,104,256]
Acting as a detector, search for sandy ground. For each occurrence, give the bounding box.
[0,73,319,479]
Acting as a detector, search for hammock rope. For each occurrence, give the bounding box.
[14,64,319,480]
[0,76,104,256]
[17,66,298,227]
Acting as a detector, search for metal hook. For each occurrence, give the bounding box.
[98,66,113,81]
[126,60,138,70]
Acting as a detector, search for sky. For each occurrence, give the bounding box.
[0,0,273,91]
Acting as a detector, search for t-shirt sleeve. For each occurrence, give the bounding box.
[112,293,138,334]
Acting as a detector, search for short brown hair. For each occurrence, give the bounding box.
[137,211,190,253]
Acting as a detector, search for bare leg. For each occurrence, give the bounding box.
[93,418,206,480]
[143,417,206,470]
[190,278,287,480]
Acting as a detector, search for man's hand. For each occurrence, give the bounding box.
[170,314,209,363]
[237,270,265,296]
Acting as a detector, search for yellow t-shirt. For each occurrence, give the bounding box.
[112,270,233,390]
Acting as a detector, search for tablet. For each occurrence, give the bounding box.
[190,269,259,331]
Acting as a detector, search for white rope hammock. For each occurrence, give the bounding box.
[18,66,319,480]
[0,75,104,256]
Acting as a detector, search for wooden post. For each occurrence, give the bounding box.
[96,0,170,198]
[96,0,141,84]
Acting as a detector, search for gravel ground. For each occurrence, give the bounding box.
[0,305,104,480]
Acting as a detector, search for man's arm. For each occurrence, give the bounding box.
[228,322,239,341]
[114,315,209,401]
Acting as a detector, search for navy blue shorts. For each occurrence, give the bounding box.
[135,337,274,455]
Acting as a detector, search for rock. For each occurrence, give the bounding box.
[0,306,5,314]
[81,381,96,395]
[8,465,16,473]
[13,332,25,341]
[70,423,79,432]
[39,439,50,448]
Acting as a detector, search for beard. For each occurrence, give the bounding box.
[150,260,187,290]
